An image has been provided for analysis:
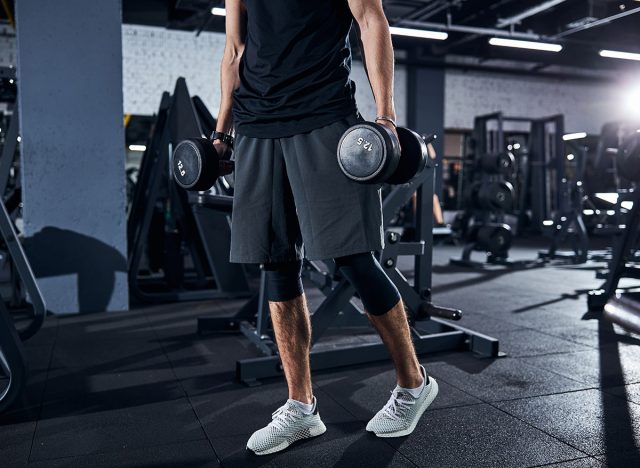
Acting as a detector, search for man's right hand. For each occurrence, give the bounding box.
[213,140,233,160]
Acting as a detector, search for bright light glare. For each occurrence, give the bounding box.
[129,144,147,152]
[600,50,640,61]
[622,201,634,210]
[489,37,562,52]
[596,193,619,205]
[567,154,575,160]
[563,132,587,141]
[624,86,640,118]
[211,7,226,16]
[389,27,448,41]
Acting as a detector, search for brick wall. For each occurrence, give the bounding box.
[445,69,625,134]
[3,23,627,134]
[121,25,408,125]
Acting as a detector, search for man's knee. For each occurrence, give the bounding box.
[263,260,304,302]
[334,252,401,316]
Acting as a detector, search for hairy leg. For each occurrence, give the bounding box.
[269,294,313,404]
[335,253,423,389]
[367,300,423,389]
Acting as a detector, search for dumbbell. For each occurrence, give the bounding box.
[337,122,430,184]
[172,138,234,191]
[469,181,514,212]
[479,152,515,175]
[473,223,512,255]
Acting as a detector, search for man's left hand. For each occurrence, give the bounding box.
[376,119,401,152]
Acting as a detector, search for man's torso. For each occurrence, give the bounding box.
[232,0,358,138]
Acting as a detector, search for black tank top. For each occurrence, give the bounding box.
[233,0,358,138]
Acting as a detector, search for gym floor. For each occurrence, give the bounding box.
[2,242,640,468]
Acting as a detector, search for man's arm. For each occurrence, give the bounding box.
[348,0,396,128]
[215,0,247,146]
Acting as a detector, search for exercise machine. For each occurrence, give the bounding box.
[587,129,640,333]
[539,140,589,264]
[0,67,47,412]
[127,78,250,303]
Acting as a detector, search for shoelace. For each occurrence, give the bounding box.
[269,404,302,430]
[381,390,416,421]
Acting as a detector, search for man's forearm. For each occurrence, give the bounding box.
[357,15,396,120]
[216,52,243,134]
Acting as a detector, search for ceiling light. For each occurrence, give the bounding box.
[489,37,562,52]
[600,49,640,61]
[389,27,448,41]
[563,132,587,141]
[211,7,226,16]
[129,144,147,152]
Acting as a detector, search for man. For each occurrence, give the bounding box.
[213,0,439,455]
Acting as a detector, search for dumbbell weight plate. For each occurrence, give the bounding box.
[172,138,220,191]
[386,127,429,184]
[337,123,400,183]
[478,181,514,212]
[476,223,512,255]
[480,152,515,175]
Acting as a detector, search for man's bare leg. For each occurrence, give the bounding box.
[269,293,313,404]
[367,299,423,388]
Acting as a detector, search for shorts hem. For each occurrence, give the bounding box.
[230,254,302,265]
[304,243,385,262]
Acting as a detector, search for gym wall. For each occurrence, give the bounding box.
[445,69,625,134]
[0,23,625,135]
[121,25,624,135]
[122,25,408,125]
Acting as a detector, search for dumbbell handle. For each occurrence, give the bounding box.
[219,159,234,177]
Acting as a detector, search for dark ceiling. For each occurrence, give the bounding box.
[123,1,640,79]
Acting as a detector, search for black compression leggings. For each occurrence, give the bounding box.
[264,252,401,315]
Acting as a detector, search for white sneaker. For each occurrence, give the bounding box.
[366,366,438,438]
[246,397,326,455]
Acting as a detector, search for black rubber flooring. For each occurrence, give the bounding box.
[2,244,640,467]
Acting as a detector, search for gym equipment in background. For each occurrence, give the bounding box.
[452,112,567,267]
[538,139,589,264]
[0,66,47,413]
[127,78,250,303]
[196,146,502,386]
[587,130,640,333]
[451,113,518,266]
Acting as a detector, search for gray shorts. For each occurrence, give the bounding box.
[230,114,384,264]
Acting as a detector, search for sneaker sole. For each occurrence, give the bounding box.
[373,378,439,438]
[248,421,327,456]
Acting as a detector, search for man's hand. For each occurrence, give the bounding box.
[376,119,401,151]
[213,139,233,160]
